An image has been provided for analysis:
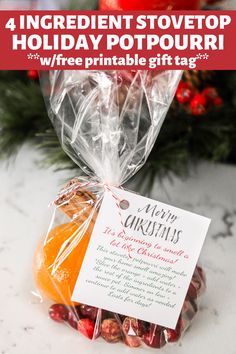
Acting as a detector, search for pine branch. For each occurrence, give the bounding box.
[0,70,236,188]
[0,77,49,158]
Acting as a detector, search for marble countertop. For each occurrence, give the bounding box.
[0,145,236,354]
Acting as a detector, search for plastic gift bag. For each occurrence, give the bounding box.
[33,70,206,349]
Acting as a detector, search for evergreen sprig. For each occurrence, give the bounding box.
[0,70,235,185]
[0,72,48,158]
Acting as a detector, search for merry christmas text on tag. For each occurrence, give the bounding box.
[72,187,211,329]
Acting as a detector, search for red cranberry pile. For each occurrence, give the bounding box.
[48,266,205,348]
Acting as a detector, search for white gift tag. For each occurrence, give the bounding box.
[72,187,211,329]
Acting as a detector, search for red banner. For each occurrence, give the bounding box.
[0,10,235,70]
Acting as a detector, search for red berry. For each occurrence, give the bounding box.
[176,85,194,104]
[190,94,207,116]
[165,329,179,343]
[186,266,206,301]
[193,277,205,297]
[182,300,189,312]
[214,96,223,106]
[191,104,206,116]
[191,94,207,107]
[177,80,186,89]
[101,318,122,343]
[123,318,143,348]
[67,309,80,330]
[202,87,218,103]
[182,299,198,322]
[49,304,69,323]
[196,266,206,286]
[186,282,198,300]
[78,318,95,340]
[165,317,183,343]
[27,70,39,81]
[124,335,142,348]
[193,266,206,295]
[177,80,192,91]
[143,324,166,348]
[79,305,98,321]
[122,317,144,337]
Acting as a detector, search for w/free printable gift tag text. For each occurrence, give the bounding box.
[72,187,211,329]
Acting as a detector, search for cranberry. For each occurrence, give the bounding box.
[165,328,180,343]
[185,267,206,302]
[196,279,204,295]
[122,317,144,348]
[192,94,207,107]
[27,70,39,81]
[196,266,206,286]
[186,282,198,300]
[176,83,194,104]
[122,317,144,337]
[177,80,186,89]
[143,324,166,348]
[214,96,223,106]
[202,87,218,102]
[165,317,183,343]
[79,304,98,321]
[192,273,205,297]
[124,335,142,348]
[182,298,197,313]
[182,300,189,313]
[49,304,69,322]
[176,87,194,104]
[67,309,80,330]
[177,81,189,92]
[191,104,206,116]
[190,94,207,116]
[182,299,198,322]
[78,318,95,340]
[101,318,122,343]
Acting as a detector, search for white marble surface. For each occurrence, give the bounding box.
[0,145,236,354]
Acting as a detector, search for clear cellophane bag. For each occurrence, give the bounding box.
[33,70,206,349]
